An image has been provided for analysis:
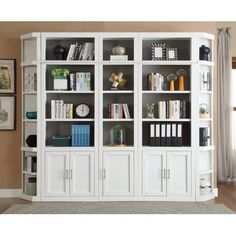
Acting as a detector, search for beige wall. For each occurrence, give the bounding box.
[217,22,236,56]
[0,21,218,189]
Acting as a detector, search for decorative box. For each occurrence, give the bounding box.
[53,78,68,90]
[52,136,71,146]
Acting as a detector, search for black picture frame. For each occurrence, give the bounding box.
[0,95,16,131]
[0,59,16,94]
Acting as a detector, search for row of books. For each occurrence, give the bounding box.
[147,72,165,91]
[24,72,37,92]
[69,72,91,91]
[51,100,73,119]
[157,100,187,119]
[149,123,183,146]
[67,42,94,61]
[71,125,91,146]
[108,103,131,119]
[24,156,37,173]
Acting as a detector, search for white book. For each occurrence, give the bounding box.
[110,55,128,61]
[161,124,166,137]
[166,124,171,137]
[55,100,59,119]
[122,104,131,118]
[51,100,56,119]
[172,123,177,137]
[63,104,67,119]
[27,156,32,172]
[58,100,64,119]
[66,44,75,60]
[162,101,166,119]
[177,124,182,137]
[150,124,155,137]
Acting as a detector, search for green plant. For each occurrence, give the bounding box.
[199,107,208,114]
[51,68,70,78]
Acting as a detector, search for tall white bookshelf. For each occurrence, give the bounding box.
[20,33,41,201]
[21,32,216,201]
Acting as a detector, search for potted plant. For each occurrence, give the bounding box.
[199,103,209,119]
[52,68,70,90]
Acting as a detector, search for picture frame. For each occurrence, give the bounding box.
[0,96,16,130]
[0,59,16,93]
[151,43,166,60]
[166,48,178,60]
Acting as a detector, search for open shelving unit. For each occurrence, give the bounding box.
[21,32,215,202]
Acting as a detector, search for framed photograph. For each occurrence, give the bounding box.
[166,48,178,60]
[151,43,166,60]
[0,96,16,130]
[0,59,16,93]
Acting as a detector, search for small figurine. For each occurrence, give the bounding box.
[109,72,126,89]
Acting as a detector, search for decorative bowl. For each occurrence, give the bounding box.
[26,111,37,119]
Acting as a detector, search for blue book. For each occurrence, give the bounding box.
[76,125,79,146]
[71,125,75,146]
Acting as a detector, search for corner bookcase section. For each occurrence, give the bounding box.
[21,32,215,202]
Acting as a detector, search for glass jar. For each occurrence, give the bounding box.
[110,124,127,146]
[146,103,155,118]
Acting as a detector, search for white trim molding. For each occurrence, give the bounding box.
[0,189,22,198]
[213,188,218,197]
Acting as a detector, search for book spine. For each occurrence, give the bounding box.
[51,100,55,119]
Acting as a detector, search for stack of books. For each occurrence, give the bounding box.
[67,42,94,60]
[73,72,91,91]
[51,100,73,119]
[24,72,37,92]
[108,103,130,119]
[71,124,90,146]
[157,100,187,119]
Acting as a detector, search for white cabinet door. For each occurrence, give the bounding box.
[167,151,191,197]
[142,151,167,196]
[102,151,134,197]
[70,152,95,197]
[45,152,69,197]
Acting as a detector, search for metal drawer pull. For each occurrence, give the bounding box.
[65,170,69,179]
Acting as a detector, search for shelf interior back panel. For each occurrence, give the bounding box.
[142,65,191,91]
[45,121,94,146]
[103,65,134,90]
[142,38,191,60]
[46,93,95,119]
[45,65,95,91]
[103,39,134,60]
[46,37,95,60]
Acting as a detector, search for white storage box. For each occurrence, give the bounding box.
[54,78,68,90]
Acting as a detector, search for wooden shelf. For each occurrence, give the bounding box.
[21,147,37,152]
[22,119,37,122]
[102,60,134,65]
[199,146,214,151]
[199,118,212,121]
[198,61,214,66]
[200,91,212,94]
[20,61,37,67]
[142,118,191,122]
[199,170,213,175]
[23,91,37,95]
[46,90,94,94]
[46,118,94,122]
[103,90,134,94]
[103,118,134,122]
[142,146,192,151]
[142,91,191,94]
[142,60,192,65]
[23,171,37,176]
[42,60,95,65]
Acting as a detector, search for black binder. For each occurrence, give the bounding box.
[166,124,171,146]
[155,123,161,146]
[171,123,177,146]
[161,123,166,146]
[177,123,182,146]
[149,123,155,146]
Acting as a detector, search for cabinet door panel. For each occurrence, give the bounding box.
[103,151,134,196]
[70,152,95,197]
[45,152,69,196]
[167,151,191,196]
[142,151,166,196]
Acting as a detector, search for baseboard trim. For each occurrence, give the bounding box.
[0,189,22,198]
[213,188,218,197]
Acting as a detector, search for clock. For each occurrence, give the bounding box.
[76,103,90,118]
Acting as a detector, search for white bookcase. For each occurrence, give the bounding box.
[21,32,215,201]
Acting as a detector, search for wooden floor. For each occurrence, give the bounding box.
[0,181,236,213]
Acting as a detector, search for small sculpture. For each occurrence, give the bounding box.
[176,69,187,91]
[199,45,210,61]
[53,44,66,60]
[166,73,177,91]
[112,46,126,55]
[109,72,126,89]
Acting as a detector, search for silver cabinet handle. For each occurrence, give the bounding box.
[163,169,166,179]
[167,169,170,179]
[70,170,72,179]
